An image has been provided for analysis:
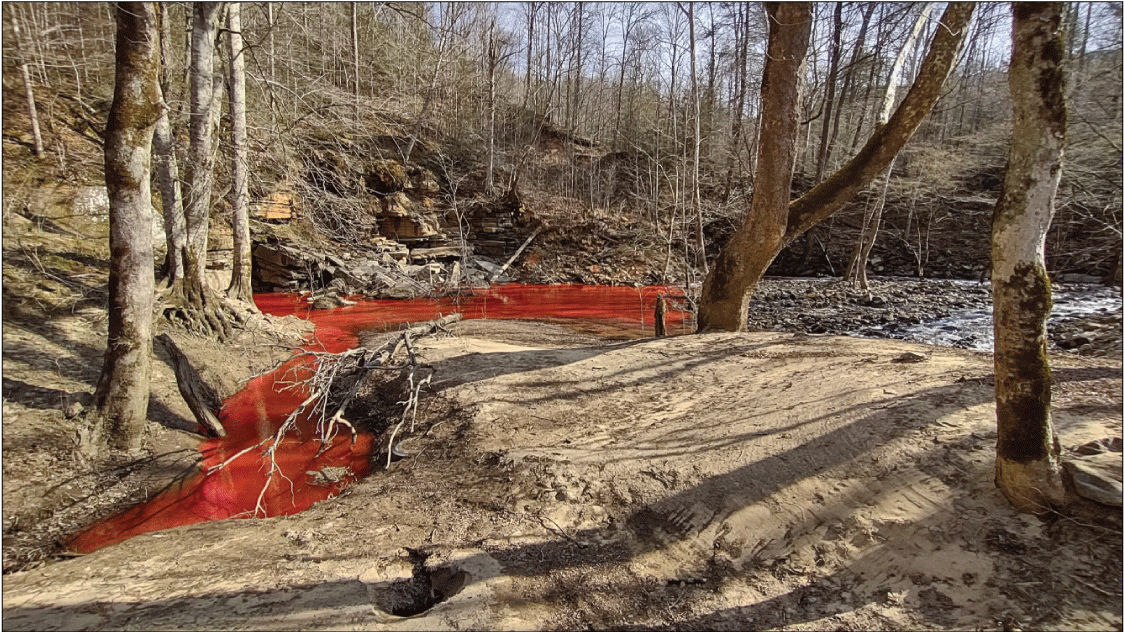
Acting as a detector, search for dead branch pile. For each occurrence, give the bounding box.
[205,313,462,516]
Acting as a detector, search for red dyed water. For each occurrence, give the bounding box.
[68,284,688,553]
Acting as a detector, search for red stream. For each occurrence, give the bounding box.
[68,284,687,553]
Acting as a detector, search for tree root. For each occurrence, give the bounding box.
[158,278,252,343]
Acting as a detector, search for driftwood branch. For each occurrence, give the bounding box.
[202,313,462,514]
[490,227,542,282]
[154,333,227,437]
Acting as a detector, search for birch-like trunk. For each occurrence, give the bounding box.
[95,1,161,452]
[845,3,934,288]
[225,2,254,304]
[183,2,223,291]
[785,2,973,241]
[153,90,185,284]
[991,2,1068,513]
[154,2,185,285]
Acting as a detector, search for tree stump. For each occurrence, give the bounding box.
[654,295,667,337]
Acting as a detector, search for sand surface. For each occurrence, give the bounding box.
[3,319,1121,631]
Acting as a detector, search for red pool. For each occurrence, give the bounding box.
[68,284,689,553]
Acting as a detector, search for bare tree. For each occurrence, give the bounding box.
[722,2,752,202]
[182,2,224,289]
[697,2,811,332]
[991,2,1068,513]
[405,5,459,163]
[681,1,707,273]
[696,2,974,332]
[154,2,185,286]
[93,1,161,453]
[163,1,247,339]
[350,1,359,114]
[814,2,843,183]
[225,2,254,304]
[10,5,44,158]
[845,3,934,289]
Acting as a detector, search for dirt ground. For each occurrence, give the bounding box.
[3,301,1122,631]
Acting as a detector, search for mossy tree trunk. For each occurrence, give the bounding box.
[697,2,810,332]
[94,1,162,452]
[696,3,974,332]
[991,2,1069,513]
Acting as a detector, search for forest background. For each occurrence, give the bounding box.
[4,2,1121,287]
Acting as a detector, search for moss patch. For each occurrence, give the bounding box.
[993,261,1056,464]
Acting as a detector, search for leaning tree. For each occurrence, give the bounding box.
[696,2,975,332]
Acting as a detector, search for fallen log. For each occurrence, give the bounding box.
[154,333,227,437]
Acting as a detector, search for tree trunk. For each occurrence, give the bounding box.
[405,15,449,163]
[225,2,254,304]
[829,2,876,155]
[153,92,185,284]
[722,2,751,203]
[697,2,973,332]
[11,8,45,158]
[785,2,972,242]
[486,22,498,194]
[697,2,811,332]
[154,2,185,285]
[154,334,226,437]
[350,1,360,114]
[991,2,1068,513]
[845,155,894,289]
[845,4,933,288]
[266,2,277,129]
[524,2,537,110]
[95,1,161,453]
[183,2,224,292]
[685,2,707,273]
[814,2,843,182]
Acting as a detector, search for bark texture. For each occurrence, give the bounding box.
[153,98,185,284]
[991,2,1068,513]
[154,1,185,285]
[225,2,254,303]
[183,2,223,291]
[154,334,226,437]
[696,2,811,332]
[95,1,161,452]
[11,9,44,158]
